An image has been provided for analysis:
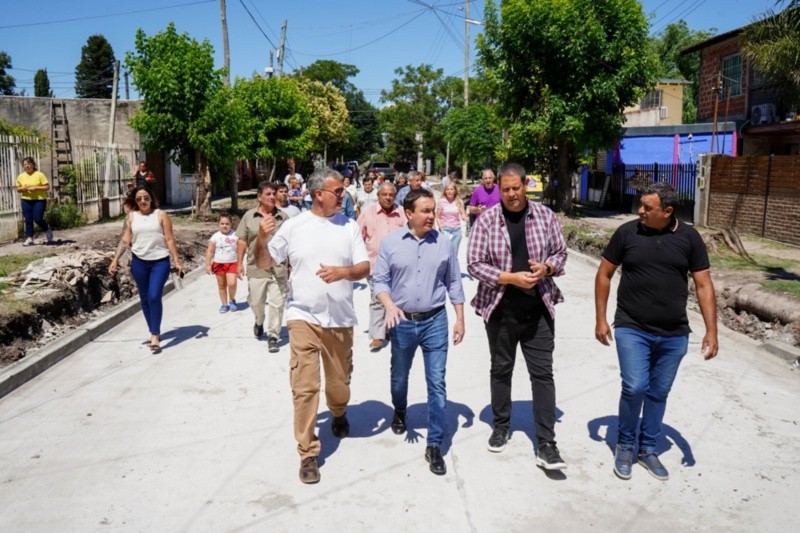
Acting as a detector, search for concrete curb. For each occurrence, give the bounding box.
[761,339,800,364]
[0,266,204,400]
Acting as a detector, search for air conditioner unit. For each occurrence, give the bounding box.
[752,103,776,125]
[659,106,668,119]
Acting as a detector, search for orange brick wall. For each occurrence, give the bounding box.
[697,37,748,122]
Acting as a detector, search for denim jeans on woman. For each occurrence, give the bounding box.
[130,255,171,336]
[441,227,462,258]
[614,327,688,452]
[20,199,49,238]
[389,307,449,447]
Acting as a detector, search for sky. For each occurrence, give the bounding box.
[0,0,785,104]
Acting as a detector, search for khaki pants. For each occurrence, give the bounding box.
[287,320,354,459]
[247,276,288,339]
[367,276,387,341]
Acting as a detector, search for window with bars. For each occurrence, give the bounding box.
[720,54,742,98]
[640,90,662,109]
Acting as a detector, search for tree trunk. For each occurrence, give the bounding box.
[555,140,572,213]
[229,163,238,213]
[195,151,213,218]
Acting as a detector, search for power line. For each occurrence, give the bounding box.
[236,0,278,50]
[0,0,216,30]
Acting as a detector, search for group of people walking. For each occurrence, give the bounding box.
[107,161,719,487]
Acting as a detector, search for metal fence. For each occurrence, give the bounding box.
[610,162,697,222]
[0,135,42,241]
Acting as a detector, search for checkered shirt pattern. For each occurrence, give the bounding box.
[466,200,567,322]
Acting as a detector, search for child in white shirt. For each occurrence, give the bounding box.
[205,213,240,313]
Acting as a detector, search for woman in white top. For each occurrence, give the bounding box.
[109,187,184,353]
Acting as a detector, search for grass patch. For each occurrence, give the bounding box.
[0,253,52,277]
[761,280,800,298]
[708,252,795,272]
[562,224,614,248]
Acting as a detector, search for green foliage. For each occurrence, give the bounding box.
[649,21,715,124]
[34,69,54,97]
[0,119,48,150]
[0,51,16,95]
[743,2,800,110]
[44,201,85,230]
[380,64,446,162]
[294,79,351,153]
[57,165,78,202]
[75,35,116,99]
[232,76,315,161]
[441,103,502,170]
[302,60,359,93]
[478,0,658,211]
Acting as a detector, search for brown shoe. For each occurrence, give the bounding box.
[369,339,383,352]
[299,457,320,484]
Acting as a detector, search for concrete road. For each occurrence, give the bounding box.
[0,249,798,532]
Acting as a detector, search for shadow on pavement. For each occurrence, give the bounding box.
[587,415,696,466]
[479,401,565,453]
[161,324,210,350]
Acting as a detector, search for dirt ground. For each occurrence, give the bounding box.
[1,197,799,366]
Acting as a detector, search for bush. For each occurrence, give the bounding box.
[45,201,85,230]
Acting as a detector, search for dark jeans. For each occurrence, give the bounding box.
[486,300,556,445]
[130,255,171,336]
[21,199,49,238]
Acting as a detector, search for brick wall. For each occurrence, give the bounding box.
[708,155,800,246]
[697,37,748,122]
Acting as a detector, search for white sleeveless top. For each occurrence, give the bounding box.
[131,209,169,261]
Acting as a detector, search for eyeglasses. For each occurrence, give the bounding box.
[320,188,345,196]
[135,196,151,202]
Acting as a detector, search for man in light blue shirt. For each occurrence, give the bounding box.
[373,188,465,476]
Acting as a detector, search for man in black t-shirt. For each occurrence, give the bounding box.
[595,182,718,482]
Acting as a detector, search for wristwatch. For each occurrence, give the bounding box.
[545,264,554,277]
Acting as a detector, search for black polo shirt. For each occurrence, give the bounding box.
[602,218,710,336]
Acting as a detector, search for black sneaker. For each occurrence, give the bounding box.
[332,414,350,438]
[536,442,567,470]
[487,427,509,453]
[391,410,406,435]
[253,322,264,339]
[268,337,279,353]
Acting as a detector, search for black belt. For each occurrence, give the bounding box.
[402,306,444,321]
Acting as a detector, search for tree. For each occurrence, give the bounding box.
[295,79,350,162]
[0,51,16,95]
[34,69,54,97]
[650,21,715,123]
[75,35,116,99]
[125,23,248,217]
[441,103,502,171]
[380,64,446,164]
[478,0,658,212]
[301,60,382,161]
[232,76,316,169]
[743,0,800,111]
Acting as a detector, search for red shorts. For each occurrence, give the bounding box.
[211,262,237,275]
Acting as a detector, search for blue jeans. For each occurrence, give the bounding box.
[441,226,462,258]
[21,199,49,238]
[389,307,449,446]
[615,327,688,452]
[130,255,171,336]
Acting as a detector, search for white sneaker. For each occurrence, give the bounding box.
[22,237,34,246]
[46,230,54,243]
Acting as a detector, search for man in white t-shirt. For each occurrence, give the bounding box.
[354,176,378,218]
[275,182,301,218]
[256,167,370,485]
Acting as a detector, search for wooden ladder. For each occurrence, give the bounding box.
[51,99,73,193]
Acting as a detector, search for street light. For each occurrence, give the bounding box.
[462,2,482,180]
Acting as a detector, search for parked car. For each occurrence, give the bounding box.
[366,161,395,182]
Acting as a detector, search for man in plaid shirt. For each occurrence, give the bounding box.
[466,162,568,470]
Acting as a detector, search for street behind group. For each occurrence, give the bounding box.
[109,162,718,486]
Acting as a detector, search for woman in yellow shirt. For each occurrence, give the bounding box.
[16,157,54,246]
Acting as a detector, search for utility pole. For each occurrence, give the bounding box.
[220,0,230,88]
[220,0,237,211]
[463,0,470,182]
[711,72,721,154]
[123,70,129,100]
[265,50,274,78]
[277,20,287,77]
